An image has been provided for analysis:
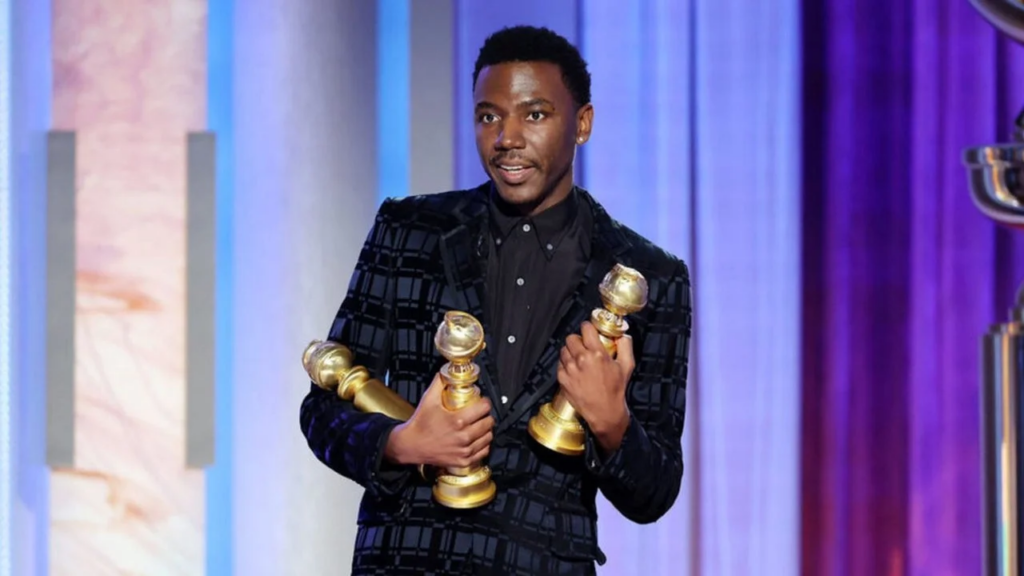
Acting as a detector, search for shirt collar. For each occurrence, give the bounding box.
[488,186,580,256]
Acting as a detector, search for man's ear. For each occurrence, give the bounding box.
[575,104,594,144]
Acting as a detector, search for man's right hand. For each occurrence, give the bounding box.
[384,373,495,469]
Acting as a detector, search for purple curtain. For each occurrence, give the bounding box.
[800,2,1024,575]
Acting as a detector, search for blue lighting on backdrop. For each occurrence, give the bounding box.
[0,0,14,571]
[377,0,410,203]
[9,1,53,573]
[207,0,234,573]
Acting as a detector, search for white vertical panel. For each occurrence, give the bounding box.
[582,0,802,573]
[231,1,379,573]
[579,1,695,574]
[693,0,801,574]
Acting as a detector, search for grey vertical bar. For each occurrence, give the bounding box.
[409,0,454,195]
[186,132,216,468]
[46,131,76,467]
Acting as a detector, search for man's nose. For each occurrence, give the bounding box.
[496,119,525,149]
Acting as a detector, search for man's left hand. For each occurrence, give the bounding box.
[557,321,634,454]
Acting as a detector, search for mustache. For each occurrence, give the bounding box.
[490,153,536,167]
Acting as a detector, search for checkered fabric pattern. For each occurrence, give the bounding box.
[299,183,692,575]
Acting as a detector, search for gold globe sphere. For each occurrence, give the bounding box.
[434,310,486,363]
[599,263,649,317]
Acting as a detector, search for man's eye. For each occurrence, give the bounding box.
[528,111,546,121]
[479,113,498,123]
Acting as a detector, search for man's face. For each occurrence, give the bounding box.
[473,61,593,214]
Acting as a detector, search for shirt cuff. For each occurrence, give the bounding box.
[370,421,414,497]
[583,414,646,488]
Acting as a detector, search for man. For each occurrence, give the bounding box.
[300,25,692,575]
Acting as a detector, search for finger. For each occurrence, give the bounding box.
[452,400,490,430]
[616,334,636,372]
[464,415,495,441]
[557,362,570,386]
[557,364,579,401]
[456,418,492,450]
[564,333,587,357]
[460,396,493,421]
[560,346,575,368]
[580,321,606,353]
[468,444,491,464]
[467,430,493,454]
[559,351,581,379]
[558,356,571,376]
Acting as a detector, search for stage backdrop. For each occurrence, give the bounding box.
[799,2,1024,575]
[3,1,1023,575]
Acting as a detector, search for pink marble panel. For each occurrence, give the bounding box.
[50,1,207,573]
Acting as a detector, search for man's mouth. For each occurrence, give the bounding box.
[495,163,536,184]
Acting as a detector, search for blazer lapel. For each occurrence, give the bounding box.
[498,191,631,433]
[438,189,504,413]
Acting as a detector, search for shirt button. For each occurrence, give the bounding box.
[516,277,524,286]
[546,243,553,250]
[496,238,502,246]
[522,224,531,232]
[507,335,516,344]
[501,395,509,404]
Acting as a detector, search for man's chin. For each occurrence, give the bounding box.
[492,182,541,207]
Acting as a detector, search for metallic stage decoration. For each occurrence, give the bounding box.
[963,2,1024,574]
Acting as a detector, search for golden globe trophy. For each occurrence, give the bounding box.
[963,2,1024,575]
[302,339,414,421]
[431,311,497,508]
[527,264,649,456]
[302,311,496,509]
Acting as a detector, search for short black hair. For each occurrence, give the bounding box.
[472,25,591,108]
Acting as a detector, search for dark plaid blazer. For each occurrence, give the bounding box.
[300,183,692,575]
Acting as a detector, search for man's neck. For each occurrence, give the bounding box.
[492,177,575,218]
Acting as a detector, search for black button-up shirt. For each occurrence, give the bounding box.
[484,187,593,403]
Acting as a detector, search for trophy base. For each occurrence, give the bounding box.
[433,466,496,509]
[527,402,586,456]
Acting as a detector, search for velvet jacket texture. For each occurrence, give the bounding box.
[299,183,692,575]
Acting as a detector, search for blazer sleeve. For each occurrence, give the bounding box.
[583,259,693,524]
[298,198,414,499]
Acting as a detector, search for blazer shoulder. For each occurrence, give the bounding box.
[377,188,484,227]
[615,223,690,285]
[581,189,688,284]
